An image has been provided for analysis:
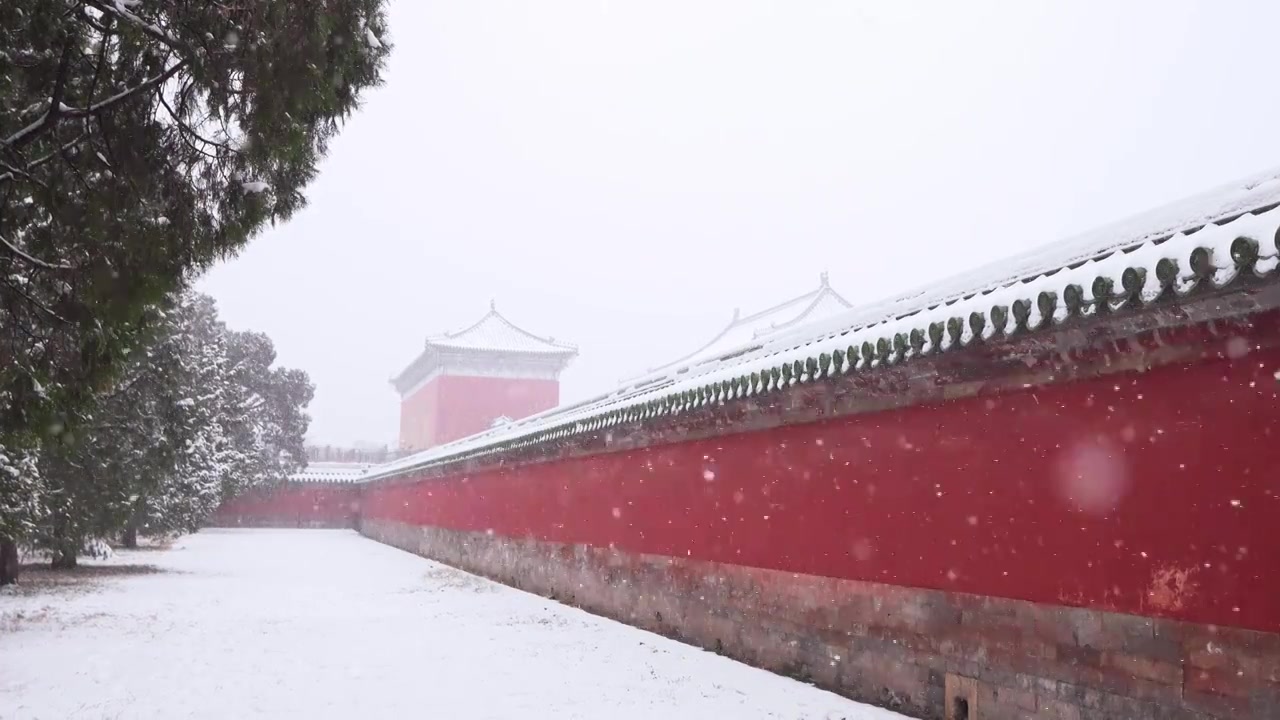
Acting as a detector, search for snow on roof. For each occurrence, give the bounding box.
[290,462,372,484]
[366,166,1280,483]
[426,302,577,355]
[628,274,852,380]
[391,303,579,394]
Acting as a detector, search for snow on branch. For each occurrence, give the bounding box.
[4,60,188,151]
[0,233,71,271]
[0,133,89,186]
[61,60,190,120]
[2,43,74,149]
[83,0,193,59]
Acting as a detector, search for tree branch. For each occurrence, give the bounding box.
[2,37,183,153]
[85,14,117,106]
[0,131,90,186]
[62,60,189,120]
[158,92,238,161]
[2,41,75,149]
[83,14,118,172]
[0,159,36,183]
[0,233,72,270]
[0,273,71,324]
[81,0,194,59]
[57,142,96,197]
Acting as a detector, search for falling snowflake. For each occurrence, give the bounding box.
[1225,337,1251,359]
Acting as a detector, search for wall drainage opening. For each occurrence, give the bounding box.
[944,673,978,720]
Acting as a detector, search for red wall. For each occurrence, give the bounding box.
[365,346,1280,633]
[211,482,360,528]
[399,375,560,450]
[398,379,439,451]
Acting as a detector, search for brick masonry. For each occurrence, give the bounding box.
[362,518,1280,719]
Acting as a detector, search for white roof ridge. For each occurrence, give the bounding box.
[625,275,844,381]
[752,284,853,339]
[734,290,816,325]
[426,306,577,353]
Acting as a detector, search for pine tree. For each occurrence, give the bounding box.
[1,0,387,577]
[31,291,314,564]
[121,293,231,546]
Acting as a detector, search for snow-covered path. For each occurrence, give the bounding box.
[0,529,906,720]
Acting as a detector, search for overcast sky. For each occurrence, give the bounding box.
[199,0,1280,447]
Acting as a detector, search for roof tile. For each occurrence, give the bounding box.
[426,305,577,355]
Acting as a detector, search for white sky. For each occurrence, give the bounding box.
[199,0,1280,447]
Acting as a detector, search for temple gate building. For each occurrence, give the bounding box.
[390,303,577,451]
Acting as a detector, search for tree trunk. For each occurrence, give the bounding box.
[51,551,77,569]
[51,543,78,569]
[122,522,138,549]
[123,496,146,549]
[0,538,18,586]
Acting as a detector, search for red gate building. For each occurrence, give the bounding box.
[390,303,577,451]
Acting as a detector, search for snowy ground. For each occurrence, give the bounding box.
[0,529,906,720]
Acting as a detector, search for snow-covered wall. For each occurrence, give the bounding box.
[360,292,1280,720]
[210,482,360,529]
[216,172,1280,718]
[365,335,1280,631]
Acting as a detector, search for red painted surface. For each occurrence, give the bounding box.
[399,375,560,450]
[398,379,439,451]
[364,347,1280,633]
[211,482,360,528]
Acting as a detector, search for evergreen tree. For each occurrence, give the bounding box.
[1,0,387,578]
[128,296,314,545]
[122,293,233,546]
[30,291,314,564]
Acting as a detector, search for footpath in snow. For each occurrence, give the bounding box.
[0,529,907,720]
